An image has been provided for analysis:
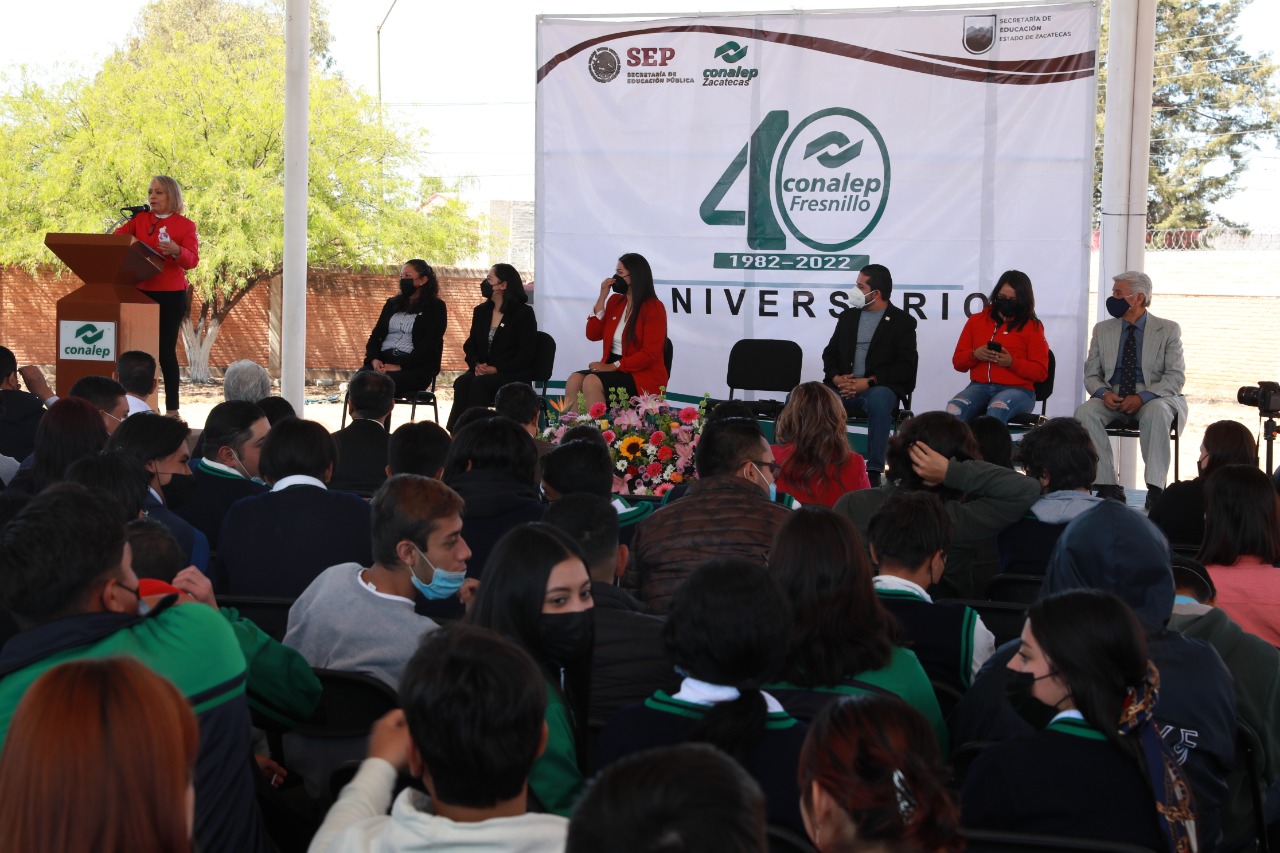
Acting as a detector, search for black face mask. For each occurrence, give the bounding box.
[399,277,416,297]
[161,473,196,511]
[1005,669,1060,730]
[480,278,494,299]
[993,297,1019,318]
[610,274,629,296]
[538,610,594,664]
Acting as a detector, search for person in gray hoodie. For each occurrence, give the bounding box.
[997,417,1106,576]
[951,500,1237,852]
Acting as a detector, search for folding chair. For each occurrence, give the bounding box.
[531,331,556,428]
[1008,349,1056,430]
[214,594,295,642]
[726,338,803,420]
[985,574,1044,606]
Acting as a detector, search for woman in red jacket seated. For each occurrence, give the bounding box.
[946,270,1049,425]
[772,382,869,507]
[564,253,668,408]
[115,175,199,416]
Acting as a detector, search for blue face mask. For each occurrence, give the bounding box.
[409,545,466,601]
[752,463,777,503]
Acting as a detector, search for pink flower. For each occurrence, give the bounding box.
[612,408,642,430]
[675,442,695,465]
[602,430,617,444]
[654,483,675,496]
[645,462,663,478]
[553,426,568,443]
[612,475,627,494]
[676,425,693,442]
[649,431,666,446]
[632,394,663,417]
[678,407,700,424]
[588,401,607,419]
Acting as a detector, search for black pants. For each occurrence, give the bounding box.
[147,288,189,413]
[448,371,521,431]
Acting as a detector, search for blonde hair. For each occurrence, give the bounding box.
[151,175,185,215]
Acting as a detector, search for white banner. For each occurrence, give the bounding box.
[536,4,1098,416]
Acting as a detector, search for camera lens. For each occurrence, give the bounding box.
[1238,386,1261,407]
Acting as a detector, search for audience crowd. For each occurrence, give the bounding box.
[0,264,1276,853]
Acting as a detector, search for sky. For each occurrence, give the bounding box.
[1,0,1276,229]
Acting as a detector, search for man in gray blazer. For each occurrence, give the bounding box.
[1075,270,1188,507]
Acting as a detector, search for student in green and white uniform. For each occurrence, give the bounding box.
[765,506,947,751]
[469,523,595,817]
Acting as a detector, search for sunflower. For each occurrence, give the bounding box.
[619,435,646,460]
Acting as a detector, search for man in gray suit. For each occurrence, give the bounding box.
[1075,270,1188,507]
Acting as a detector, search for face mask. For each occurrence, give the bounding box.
[847,287,868,310]
[160,473,196,509]
[993,297,1019,318]
[480,278,494,299]
[409,546,466,601]
[229,450,266,485]
[1005,669,1061,730]
[610,274,629,295]
[751,463,777,502]
[399,277,416,297]
[1105,295,1132,318]
[538,610,594,663]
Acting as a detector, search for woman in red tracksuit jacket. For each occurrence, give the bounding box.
[115,175,199,415]
[564,252,668,407]
[946,270,1049,425]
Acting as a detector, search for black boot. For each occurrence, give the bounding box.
[1145,484,1164,510]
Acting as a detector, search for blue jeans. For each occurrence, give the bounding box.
[946,382,1035,425]
[842,385,899,471]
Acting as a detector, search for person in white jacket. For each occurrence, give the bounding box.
[308,624,567,853]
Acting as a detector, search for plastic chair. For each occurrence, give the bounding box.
[1007,349,1055,429]
[341,375,439,428]
[1104,411,1180,482]
[960,827,1159,852]
[726,339,803,420]
[531,331,556,428]
[214,594,295,642]
[944,600,1027,647]
[985,574,1044,606]
[282,668,400,802]
[1236,718,1272,853]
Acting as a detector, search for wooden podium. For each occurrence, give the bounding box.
[45,233,165,401]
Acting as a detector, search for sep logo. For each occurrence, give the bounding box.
[588,47,621,83]
[700,108,891,252]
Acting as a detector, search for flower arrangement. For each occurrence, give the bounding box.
[543,388,707,496]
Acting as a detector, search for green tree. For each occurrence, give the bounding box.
[1096,0,1280,229]
[0,0,480,381]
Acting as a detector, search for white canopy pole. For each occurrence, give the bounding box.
[281,0,310,410]
[1098,0,1157,491]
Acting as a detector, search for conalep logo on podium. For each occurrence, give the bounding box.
[58,321,116,361]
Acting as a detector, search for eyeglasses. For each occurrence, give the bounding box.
[102,409,123,425]
[750,460,780,478]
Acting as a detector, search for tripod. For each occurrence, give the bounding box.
[1264,415,1278,477]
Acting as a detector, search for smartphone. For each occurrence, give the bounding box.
[987,341,1003,353]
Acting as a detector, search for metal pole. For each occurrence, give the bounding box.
[281,0,310,411]
[376,0,399,121]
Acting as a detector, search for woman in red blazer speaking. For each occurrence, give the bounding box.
[115,175,199,416]
[564,252,668,407]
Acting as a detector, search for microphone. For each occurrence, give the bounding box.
[121,204,150,215]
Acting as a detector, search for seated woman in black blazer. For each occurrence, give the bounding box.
[447,263,538,431]
[363,259,447,398]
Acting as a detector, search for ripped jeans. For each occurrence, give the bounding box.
[946,382,1035,425]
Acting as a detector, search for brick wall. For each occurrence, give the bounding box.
[0,264,501,379]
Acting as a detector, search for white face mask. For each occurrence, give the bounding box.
[849,287,875,310]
